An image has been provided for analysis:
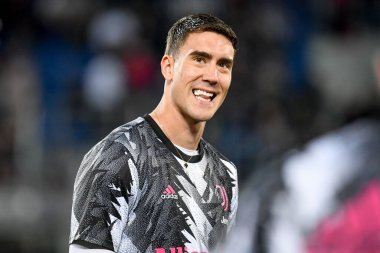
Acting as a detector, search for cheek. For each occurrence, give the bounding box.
[182,65,199,81]
[173,65,193,86]
[220,75,232,93]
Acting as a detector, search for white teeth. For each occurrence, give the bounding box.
[193,89,213,97]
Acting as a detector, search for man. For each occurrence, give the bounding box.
[69,13,238,253]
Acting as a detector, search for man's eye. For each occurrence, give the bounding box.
[194,57,204,63]
[218,62,231,69]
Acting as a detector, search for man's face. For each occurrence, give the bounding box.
[164,31,235,123]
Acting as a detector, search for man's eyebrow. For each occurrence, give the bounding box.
[189,51,234,65]
[189,51,212,59]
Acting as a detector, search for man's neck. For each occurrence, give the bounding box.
[150,108,205,150]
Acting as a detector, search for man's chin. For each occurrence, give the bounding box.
[190,112,215,123]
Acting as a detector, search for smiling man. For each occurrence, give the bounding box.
[69,14,238,253]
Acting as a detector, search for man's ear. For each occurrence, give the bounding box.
[161,55,174,81]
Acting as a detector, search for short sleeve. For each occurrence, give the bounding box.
[69,139,136,251]
[225,161,239,233]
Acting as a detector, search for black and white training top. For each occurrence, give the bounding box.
[69,115,238,253]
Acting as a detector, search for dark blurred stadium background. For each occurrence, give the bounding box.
[0,0,379,252]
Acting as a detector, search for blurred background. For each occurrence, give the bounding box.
[0,0,380,252]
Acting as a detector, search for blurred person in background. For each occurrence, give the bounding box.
[69,13,238,253]
[219,50,380,253]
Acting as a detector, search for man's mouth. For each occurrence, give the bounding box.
[192,89,216,102]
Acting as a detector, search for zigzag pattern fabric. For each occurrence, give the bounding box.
[69,115,238,253]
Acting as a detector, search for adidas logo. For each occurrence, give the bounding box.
[161,184,178,199]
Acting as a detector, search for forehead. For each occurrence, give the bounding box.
[179,31,235,58]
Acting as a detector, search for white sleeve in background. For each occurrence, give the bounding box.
[69,244,114,253]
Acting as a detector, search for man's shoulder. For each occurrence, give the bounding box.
[202,139,235,167]
[94,116,150,150]
[75,117,151,186]
[81,117,150,167]
[105,116,147,142]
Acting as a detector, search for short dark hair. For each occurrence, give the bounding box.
[165,13,237,57]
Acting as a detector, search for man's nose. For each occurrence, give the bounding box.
[203,64,218,84]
